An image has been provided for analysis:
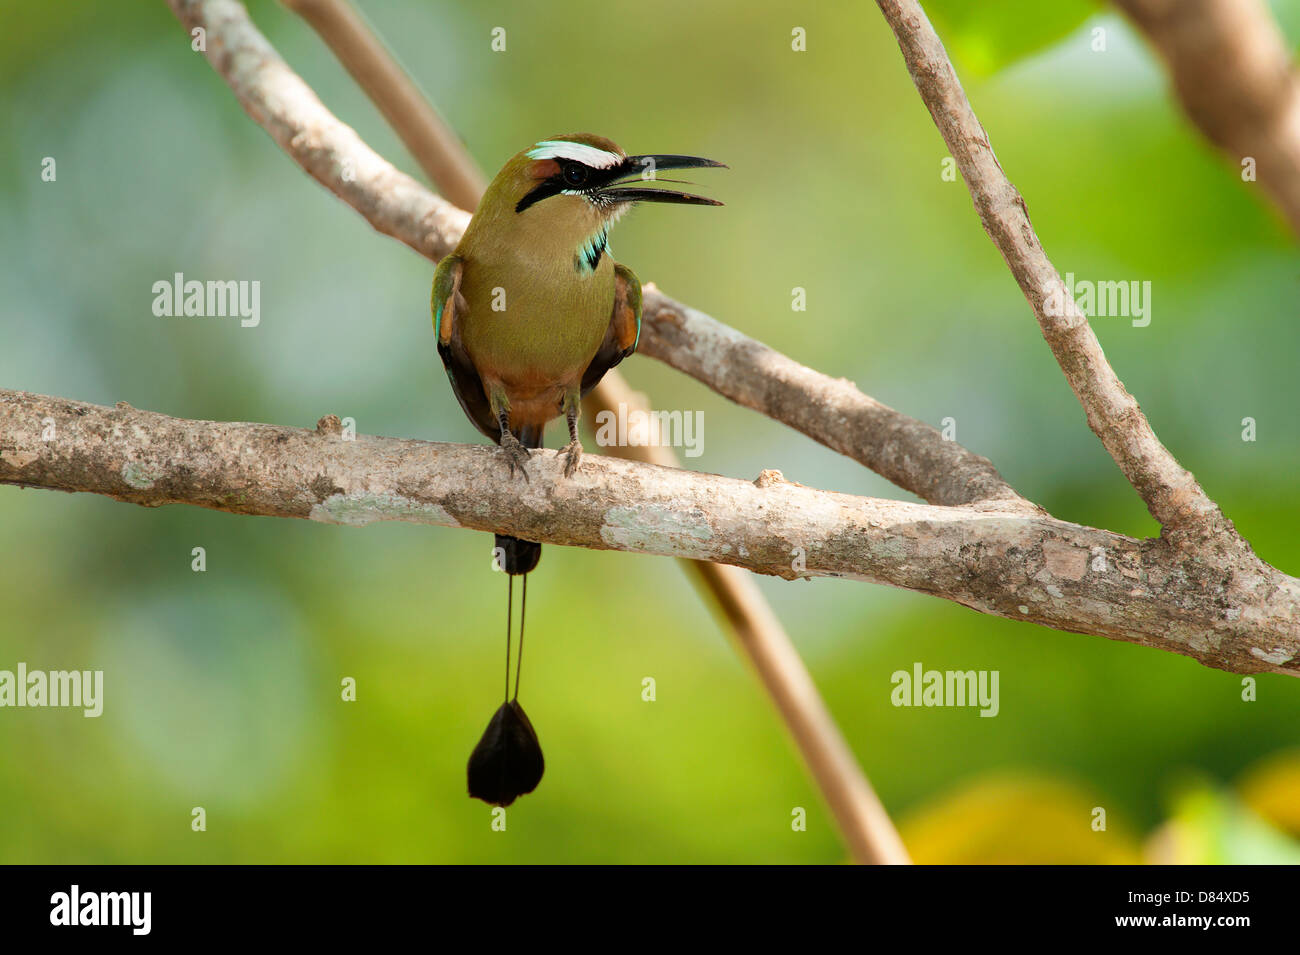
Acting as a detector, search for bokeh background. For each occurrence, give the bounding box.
[2,0,1298,863]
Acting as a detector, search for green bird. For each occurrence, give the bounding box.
[431,133,723,806]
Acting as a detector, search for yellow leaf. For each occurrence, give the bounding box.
[900,774,1141,865]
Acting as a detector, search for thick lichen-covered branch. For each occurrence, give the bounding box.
[3,389,1297,676]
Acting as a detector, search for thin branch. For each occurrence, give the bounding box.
[876,0,1237,544]
[172,0,468,259]
[637,286,1035,510]
[4,388,1298,676]
[168,0,1022,512]
[590,376,911,865]
[1116,0,1300,237]
[276,0,910,864]
[280,0,487,212]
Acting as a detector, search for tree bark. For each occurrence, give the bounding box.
[4,389,1296,676]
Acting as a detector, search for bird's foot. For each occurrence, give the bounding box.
[500,432,532,481]
[561,438,583,478]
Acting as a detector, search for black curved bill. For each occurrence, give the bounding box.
[599,186,722,206]
[601,153,725,205]
[622,154,728,173]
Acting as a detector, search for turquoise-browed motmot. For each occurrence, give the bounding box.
[431,133,723,806]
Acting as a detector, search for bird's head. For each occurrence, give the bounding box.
[511,133,724,214]
[467,133,723,270]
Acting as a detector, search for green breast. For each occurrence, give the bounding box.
[458,245,615,388]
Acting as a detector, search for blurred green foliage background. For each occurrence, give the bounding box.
[1,0,1298,863]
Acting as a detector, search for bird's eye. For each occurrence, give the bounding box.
[562,163,589,187]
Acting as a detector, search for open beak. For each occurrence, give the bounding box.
[598,154,726,206]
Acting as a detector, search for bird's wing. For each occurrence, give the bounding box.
[432,254,501,443]
[580,262,642,397]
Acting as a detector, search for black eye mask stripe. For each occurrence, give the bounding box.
[515,159,630,214]
[515,179,565,214]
